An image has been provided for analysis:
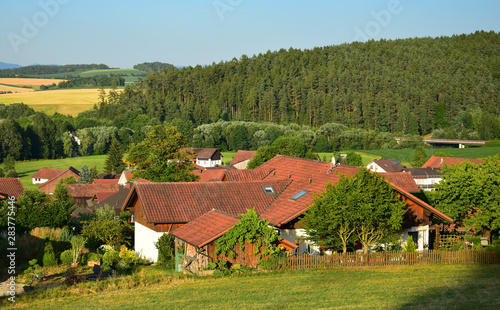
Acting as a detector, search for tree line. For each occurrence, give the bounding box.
[133,62,175,72]
[0,63,110,77]
[57,76,125,88]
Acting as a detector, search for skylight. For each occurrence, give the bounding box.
[262,185,275,195]
[391,160,400,165]
[289,190,309,201]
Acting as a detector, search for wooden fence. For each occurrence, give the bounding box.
[260,250,500,271]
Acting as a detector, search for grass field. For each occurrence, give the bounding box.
[11,155,107,191]
[5,264,500,309]
[0,88,122,116]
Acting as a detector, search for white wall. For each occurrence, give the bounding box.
[366,163,387,173]
[134,221,165,262]
[32,178,48,184]
[402,225,429,251]
[196,158,222,167]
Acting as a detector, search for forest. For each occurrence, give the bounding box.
[133,62,175,72]
[111,31,499,138]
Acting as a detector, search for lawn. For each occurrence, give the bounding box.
[5,264,500,309]
[12,155,107,191]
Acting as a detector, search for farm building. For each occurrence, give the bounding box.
[179,147,223,168]
[38,167,80,195]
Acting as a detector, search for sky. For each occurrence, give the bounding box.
[1,0,499,68]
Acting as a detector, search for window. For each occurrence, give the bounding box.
[290,190,309,201]
[262,185,275,195]
[391,160,400,165]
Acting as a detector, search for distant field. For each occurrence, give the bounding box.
[79,68,146,76]
[10,155,107,191]
[0,77,66,86]
[0,88,122,116]
[0,84,34,93]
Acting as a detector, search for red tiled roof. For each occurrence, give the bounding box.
[171,209,239,247]
[230,150,257,165]
[258,156,359,226]
[390,182,453,223]
[199,169,226,182]
[422,156,483,169]
[92,179,119,185]
[368,159,405,172]
[98,173,121,179]
[66,184,119,198]
[382,172,420,193]
[32,168,65,180]
[258,156,450,226]
[38,168,81,193]
[179,147,219,160]
[94,192,117,202]
[225,169,274,181]
[123,180,292,223]
[0,178,25,199]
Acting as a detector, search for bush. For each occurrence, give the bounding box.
[403,236,418,252]
[97,244,113,255]
[70,235,86,264]
[58,227,74,242]
[5,169,18,178]
[60,250,73,265]
[87,252,103,263]
[42,240,58,267]
[102,249,120,266]
[119,245,138,264]
[155,233,175,268]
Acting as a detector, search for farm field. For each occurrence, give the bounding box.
[13,155,107,191]
[5,264,500,309]
[0,88,121,116]
[0,84,33,93]
[0,77,66,87]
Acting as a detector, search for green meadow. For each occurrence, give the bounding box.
[4,264,500,309]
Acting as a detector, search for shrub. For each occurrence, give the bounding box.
[70,235,86,264]
[58,227,74,242]
[87,252,103,263]
[97,244,113,255]
[102,249,120,266]
[402,236,418,252]
[60,250,73,265]
[5,169,18,178]
[42,240,58,267]
[155,233,175,268]
[119,245,138,264]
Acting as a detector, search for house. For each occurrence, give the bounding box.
[230,150,256,169]
[366,159,405,173]
[97,173,121,180]
[422,156,483,169]
[402,167,443,191]
[38,167,80,195]
[121,180,292,262]
[179,148,223,168]
[256,156,452,254]
[32,168,65,184]
[0,178,25,200]
[118,171,133,186]
[171,209,297,273]
[94,187,131,216]
[65,183,120,207]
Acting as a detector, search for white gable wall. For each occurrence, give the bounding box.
[134,221,165,262]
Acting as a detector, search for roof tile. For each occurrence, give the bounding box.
[0,178,25,199]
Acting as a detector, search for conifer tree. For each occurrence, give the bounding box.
[104,140,124,174]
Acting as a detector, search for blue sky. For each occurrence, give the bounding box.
[1,0,499,68]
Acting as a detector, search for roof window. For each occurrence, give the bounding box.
[290,190,309,201]
[391,160,400,165]
[262,185,275,195]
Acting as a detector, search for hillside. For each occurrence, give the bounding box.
[115,31,499,138]
[0,62,21,69]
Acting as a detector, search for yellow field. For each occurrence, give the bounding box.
[0,77,66,86]
[0,88,122,116]
[0,84,34,93]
